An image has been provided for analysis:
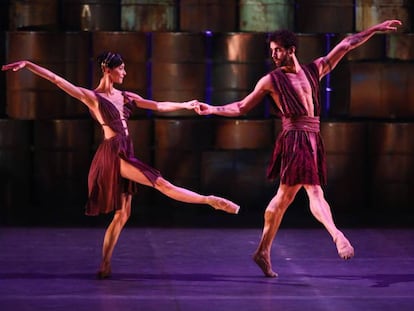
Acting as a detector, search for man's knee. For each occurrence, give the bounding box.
[304,185,324,200]
[114,209,130,225]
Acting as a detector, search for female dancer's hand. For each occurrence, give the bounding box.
[2,60,27,72]
[184,99,201,110]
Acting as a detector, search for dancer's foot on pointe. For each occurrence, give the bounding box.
[96,261,112,279]
[334,232,354,260]
[253,251,278,277]
[208,195,240,214]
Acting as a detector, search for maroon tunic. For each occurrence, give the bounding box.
[85,92,161,216]
[266,62,327,185]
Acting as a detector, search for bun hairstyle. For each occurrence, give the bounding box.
[97,52,123,70]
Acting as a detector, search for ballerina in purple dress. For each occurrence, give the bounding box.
[2,52,240,278]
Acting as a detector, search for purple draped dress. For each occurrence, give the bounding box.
[85,92,161,216]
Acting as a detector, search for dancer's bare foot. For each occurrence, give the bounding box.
[253,251,278,277]
[208,195,240,214]
[96,261,112,279]
[334,232,354,260]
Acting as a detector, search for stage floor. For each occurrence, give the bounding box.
[1,227,413,311]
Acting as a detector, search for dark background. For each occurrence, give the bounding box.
[0,0,413,228]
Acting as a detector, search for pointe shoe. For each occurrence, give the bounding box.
[334,233,354,260]
[253,251,278,278]
[96,262,112,279]
[208,196,240,214]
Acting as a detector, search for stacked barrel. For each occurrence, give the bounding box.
[1,1,413,226]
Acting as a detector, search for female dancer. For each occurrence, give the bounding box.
[2,52,239,278]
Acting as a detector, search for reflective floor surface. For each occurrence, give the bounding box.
[1,227,413,311]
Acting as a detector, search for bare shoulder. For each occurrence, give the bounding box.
[256,74,274,90]
[79,87,99,109]
[123,90,143,101]
[313,57,330,78]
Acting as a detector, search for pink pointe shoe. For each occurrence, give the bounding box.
[208,196,240,214]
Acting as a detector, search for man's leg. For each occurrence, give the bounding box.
[303,185,354,259]
[253,184,301,277]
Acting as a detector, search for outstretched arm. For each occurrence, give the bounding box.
[195,75,271,117]
[2,60,95,108]
[124,91,199,112]
[316,19,402,78]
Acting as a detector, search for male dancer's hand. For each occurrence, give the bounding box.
[194,102,213,115]
[374,19,402,32]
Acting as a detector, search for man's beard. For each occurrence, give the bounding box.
[273,55,290,68]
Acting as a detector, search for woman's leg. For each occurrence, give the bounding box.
[120,159,239,214]
[97,193,132,279]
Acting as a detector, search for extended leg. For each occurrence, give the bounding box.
[304,185,354,259]
[253,184,301,277]
[97,194,131,279]
[120,159,239,214]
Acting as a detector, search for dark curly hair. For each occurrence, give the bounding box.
[268,30,298,50]
[97,52,124,70]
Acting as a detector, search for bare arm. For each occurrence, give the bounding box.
[2,60,96,108]
[196,75,271,117]
[315,19,402,78]
[124,91,198,112]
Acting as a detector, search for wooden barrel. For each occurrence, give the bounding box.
[211,33,269,117]
[381,62,414,117]
[91,31,148,117]
[6,32,90,119]
[0,119,32,224]
[33,120,93,218]
[367,122,414,210]
[321,122,368,213]
[214,119,274,150]
[154,117,212,185]
[179,0,237,32]
[121,0,177,31]
[239,0,294,32]
[327,61,351,117]
[387,34,414,60]
[127,119,154,209]
[154,118,213,151]
[151,33,207,117]
[0,1,10,31]
[331,34,387,61]
[201,150,275,210]
[9,0,59,31]
[0,31,6,117]
[153,118,213,211]
[62,0,121,31]
[328,34,387,117]
[296,0,354,33]
[356,0,412,33]
[347,62,414,118]
[296,34,327,64]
